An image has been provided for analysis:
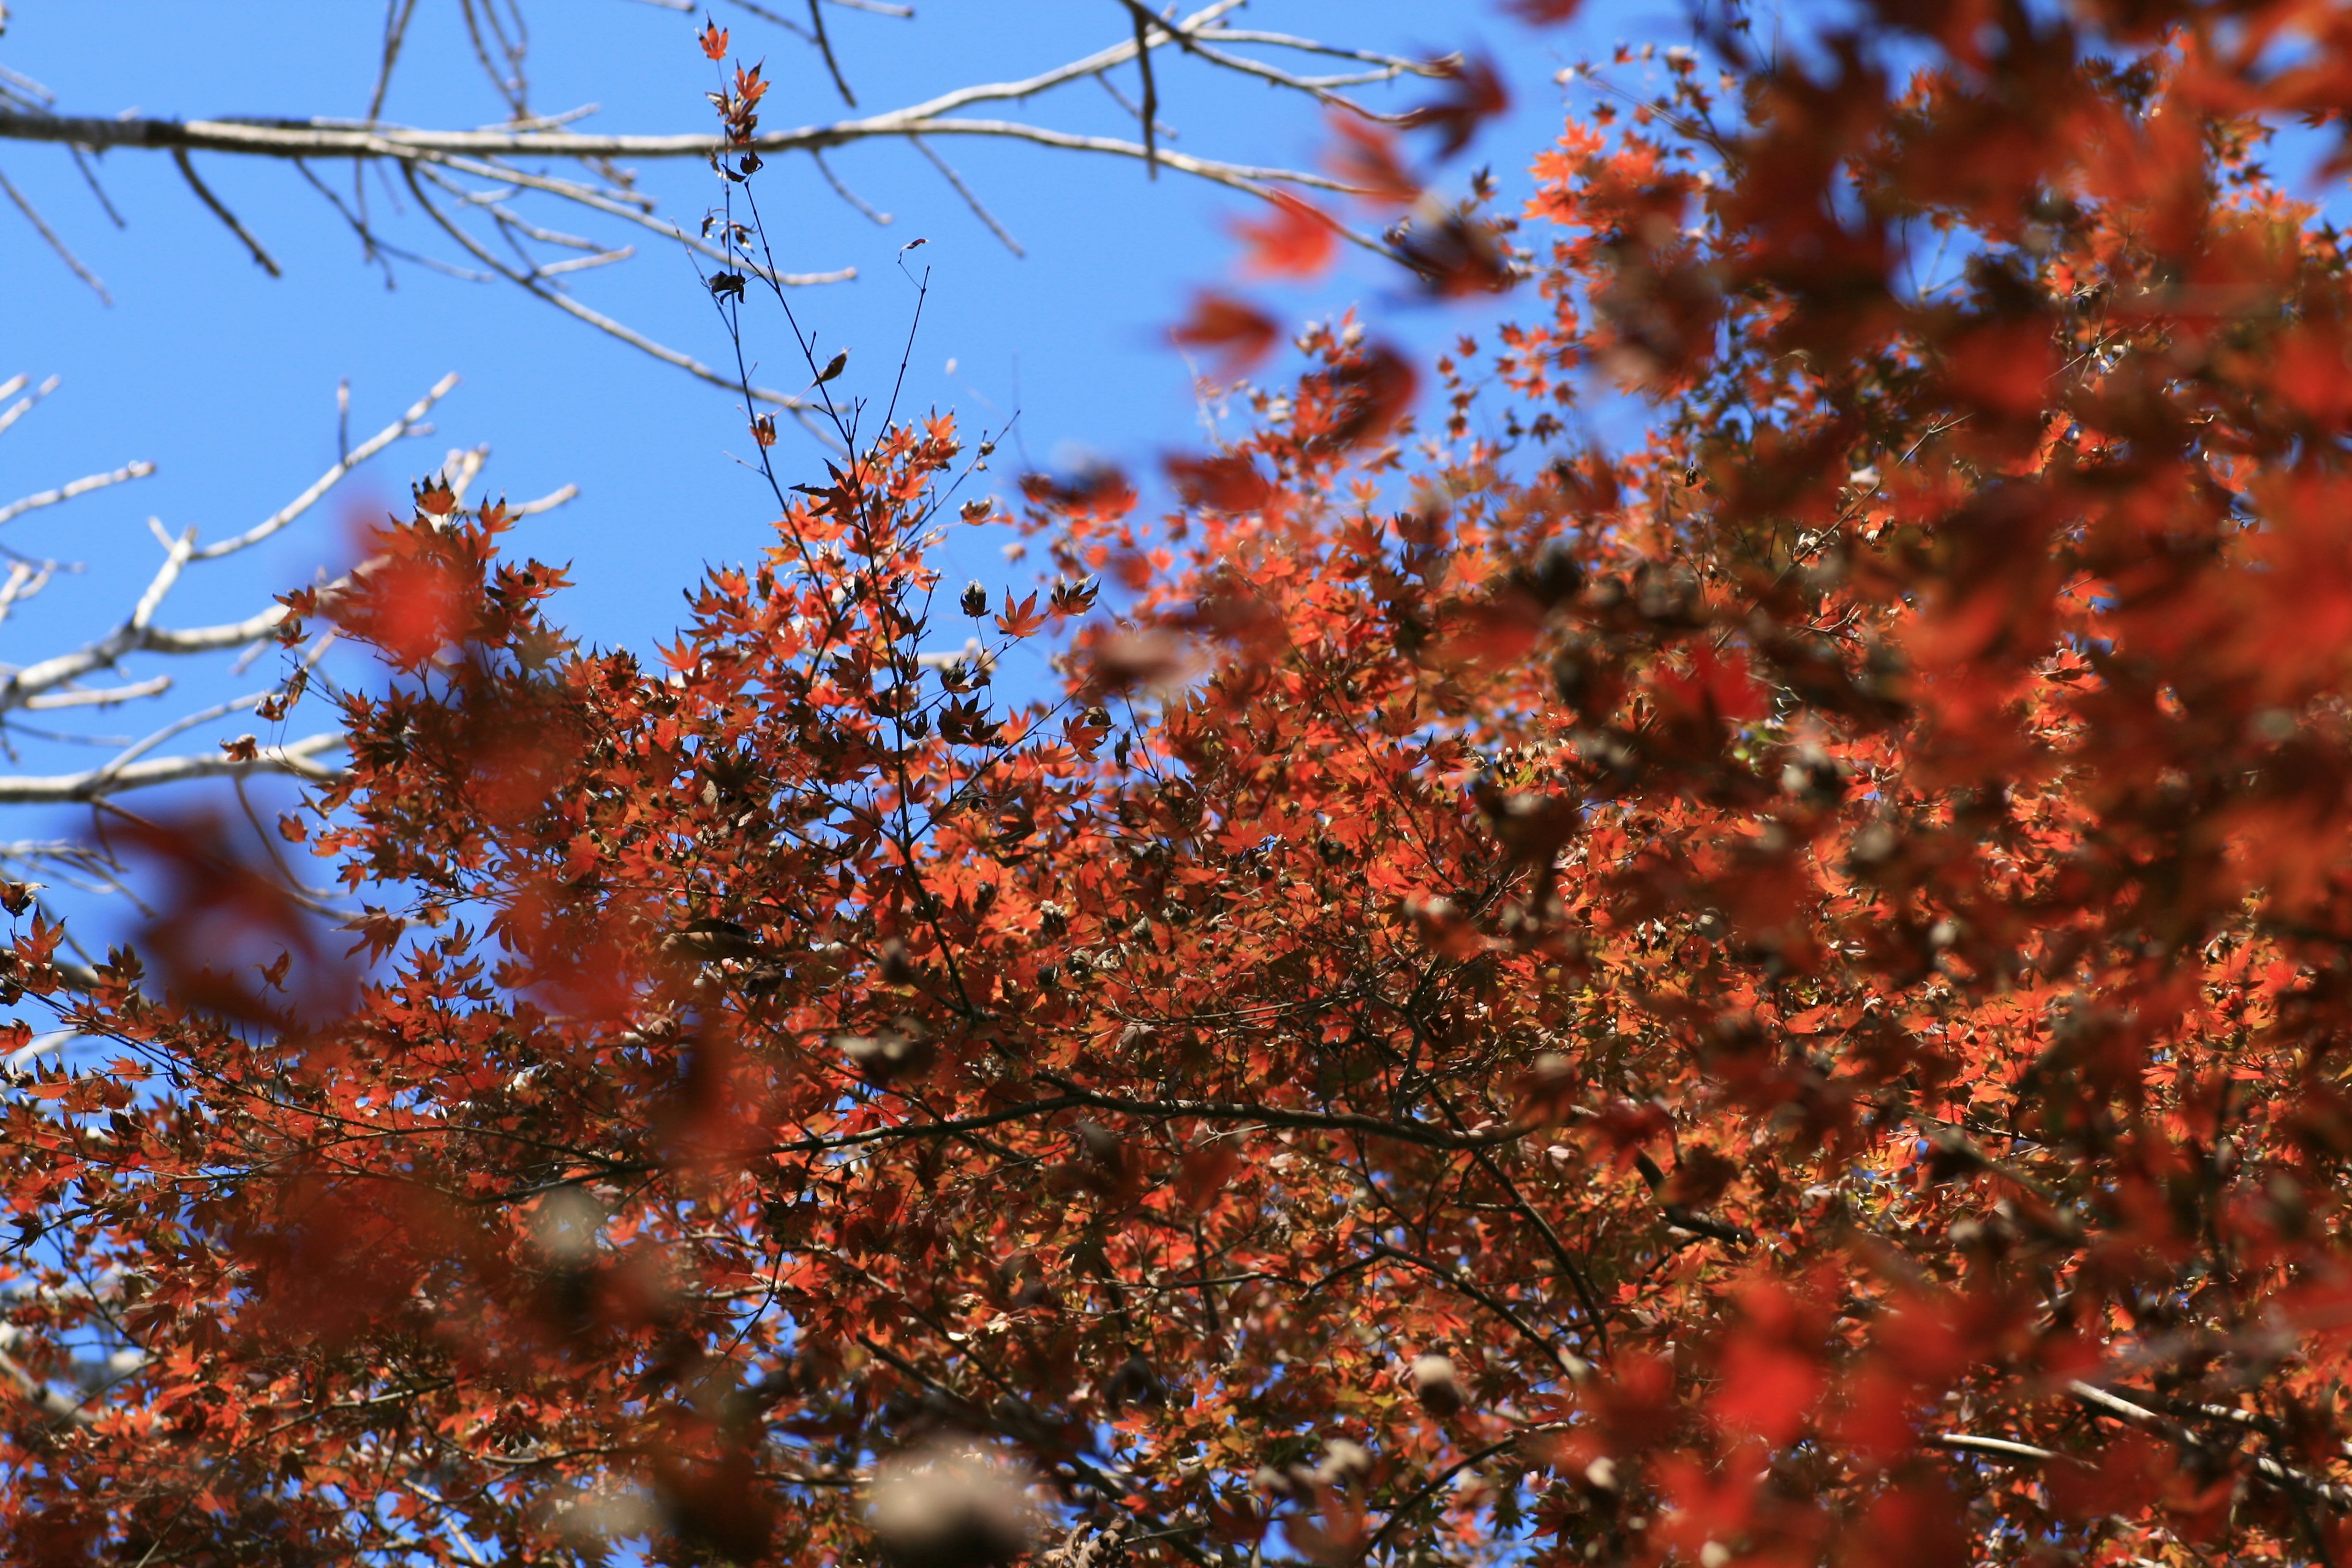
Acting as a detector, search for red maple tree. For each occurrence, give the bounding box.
[10,4,2352,1566]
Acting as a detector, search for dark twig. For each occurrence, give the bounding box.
[67,146,125,228]
[1127,2,1158,178]
[368,0,424,124]
[0,165,110,301]
[807,0,858,106]
[811,148,891,224]
[170,148,282,277]
[911,135,1022,255]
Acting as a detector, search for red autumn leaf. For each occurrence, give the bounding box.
[1402,54,1510,159]
[1165,451,1274,512]
[1019,464,1137,522]
[697,18,728,60]
[1232,190,1338,279]
[1325,115,1419,207]
[1394,210,1517,296]
[994,589,1045,638]
[1316,342,1417,449]
[1169,292,1281,375]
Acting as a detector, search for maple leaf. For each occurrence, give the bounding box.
[1169,292,1280,375]
[993,589,1044,638]
[1325,115,1419,207]
[1401,53,1510,159]
[1165,451,1273,513]
[1232,190,1338,279]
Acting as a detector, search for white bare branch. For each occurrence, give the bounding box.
[0,459,156,529]
[0,375,473,850]
[23,676,173,710]
[192,371,458,560]
[0,732,343,804]
[0,3,1427,396]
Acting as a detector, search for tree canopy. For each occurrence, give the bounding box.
[12,2,2352,1567]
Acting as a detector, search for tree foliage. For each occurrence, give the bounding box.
[11,2,2352,1566]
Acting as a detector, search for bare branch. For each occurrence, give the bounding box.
[910,135,1023,256]
[23,676,173,711]
[170,148,284,277]
[1121,1,1161,178]
[194,371,459,560]
[0,163,109,302]
[509,483,579,517]
[0,107,1374,198]
[0,0,1419,412]
[0,733,342,803]
[0,460,156,530]
[1929,1433,2060,1463]
[0,372,59,439]
[807,0,858,107]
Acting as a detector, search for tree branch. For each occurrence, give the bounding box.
[0,733,343,802]
[170,147,282,277]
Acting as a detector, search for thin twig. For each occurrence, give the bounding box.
[400,164,809,409]
[67,145,126,227]
[0,165,110,302]
[1123,0,1160,178]
[812,148,891,224]
[368,0,425,123]
[170,148,282,276]
[910,135,1023,255]
[807,0,858,106]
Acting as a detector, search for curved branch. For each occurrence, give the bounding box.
[0,732,342,802]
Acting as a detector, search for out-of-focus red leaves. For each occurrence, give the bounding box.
[1706,1283,1828,1447]
[1310,342,1417,450]
[2046,1432,2173,1522]
[1395,208,1517,296]
[1401,54,1510,158]
[331,522,480,668]
[1233,191,1338,278]
[1169,292,1280,375]
[1177,1142,1239,1209]
[655,1445,775,1562]
[231,1177,456,1350]
[116,811,355,1027]
[1649,645,1763,728]
[1019,465,1137,522]
[1166,451,1274,512]
[1842,1483,1967,1568]
[1325,115,1419,207]
[1502,0,1583,20]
